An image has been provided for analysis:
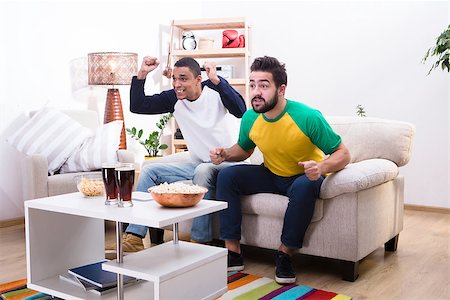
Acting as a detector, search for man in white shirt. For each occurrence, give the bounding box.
[107,56,246,253]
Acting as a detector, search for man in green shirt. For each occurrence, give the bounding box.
[210,56,351,284]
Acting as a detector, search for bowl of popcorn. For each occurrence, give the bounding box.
[149,182,208,208]
[74,174,105,197]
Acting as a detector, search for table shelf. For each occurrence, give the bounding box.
[25,193,227,299]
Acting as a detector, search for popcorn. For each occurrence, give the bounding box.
[151,182,207,194]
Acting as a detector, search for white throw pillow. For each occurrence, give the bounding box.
[59,120,123,173]
[7,108,93,174]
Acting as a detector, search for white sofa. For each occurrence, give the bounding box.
[21,110,135,200]
[144,116,415,281]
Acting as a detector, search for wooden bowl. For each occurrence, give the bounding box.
[149,187,207,208]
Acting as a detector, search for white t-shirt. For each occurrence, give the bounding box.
[173,86,239,163]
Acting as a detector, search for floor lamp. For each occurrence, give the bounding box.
[88,52,138,149]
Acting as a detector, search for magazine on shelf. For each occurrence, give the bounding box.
[59,272,97,290]
[68,260,136,288]
[59,271,140,295]
[88,280,141,296]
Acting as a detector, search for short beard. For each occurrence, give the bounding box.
[252,91,278,113]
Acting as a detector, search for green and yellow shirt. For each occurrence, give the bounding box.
[238,100,342,177]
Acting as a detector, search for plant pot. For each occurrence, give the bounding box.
[144,155,163,160]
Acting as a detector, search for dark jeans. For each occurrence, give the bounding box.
[217,164,323,249]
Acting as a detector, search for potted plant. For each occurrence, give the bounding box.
[423,24,450,74]
[126,113,172,158]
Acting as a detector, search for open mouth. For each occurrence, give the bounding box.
[252,97,265,105]
[175,89,186,98]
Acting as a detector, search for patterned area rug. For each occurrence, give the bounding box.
[0,279,50,300]
[218,272,352,300]
[2,273,351,299]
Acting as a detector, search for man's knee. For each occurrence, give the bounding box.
[193,164,216,185]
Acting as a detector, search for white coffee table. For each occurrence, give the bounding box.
[25,192,228,300]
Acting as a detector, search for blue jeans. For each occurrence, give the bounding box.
[217,164,323,249]
[126,161,234,242]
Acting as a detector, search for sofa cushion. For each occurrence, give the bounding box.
[241,193,323,223]
[326,117,415,166]
[319,159,399,199]
[6,108,93,174]
[59,121,123,173]
[48,171,101,196]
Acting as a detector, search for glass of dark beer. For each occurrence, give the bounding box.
[115,163,135,208]
[101,163,118,205]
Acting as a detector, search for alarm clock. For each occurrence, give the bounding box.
[182,31,197,50]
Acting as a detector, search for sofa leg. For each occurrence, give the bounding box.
[385,234,399,252]
[341,260,359,282]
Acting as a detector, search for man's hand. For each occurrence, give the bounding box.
[298,160,322,181]
[162,66,172,79]
[210,147,226,165]
[203,62,220,85]
[137,56,160,80]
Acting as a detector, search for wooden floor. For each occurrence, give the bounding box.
[1,209,449,299]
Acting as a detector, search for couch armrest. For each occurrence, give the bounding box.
[21,154,49,200]
[319,159,399,199]
[142,151,191,168]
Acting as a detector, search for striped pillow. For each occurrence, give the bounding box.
[7,108,93,174]
[59,120,123,173]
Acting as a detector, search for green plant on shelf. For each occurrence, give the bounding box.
[126,113,172,157]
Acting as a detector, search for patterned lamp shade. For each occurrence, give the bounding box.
[88,52,137,85]
[87,52,138,150]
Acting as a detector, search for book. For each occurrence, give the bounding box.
[68,260,136,288]
[88,280,141,296]
[60,271,140,296]
[59,272,97,290]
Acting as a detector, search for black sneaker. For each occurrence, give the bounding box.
[275,251,296,284]
[228,250,244,271]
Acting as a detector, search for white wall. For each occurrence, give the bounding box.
[0,1,448,221]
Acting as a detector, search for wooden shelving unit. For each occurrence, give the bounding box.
[169,17,250,154]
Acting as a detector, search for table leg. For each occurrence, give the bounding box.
[116,221,124,299]
[173,223,179,245]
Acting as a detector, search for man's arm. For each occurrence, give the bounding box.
[299,143,351,181]
[202,62,246,118]
[129,56,177,115]
[129,77,177,114]
[210,144,254,165]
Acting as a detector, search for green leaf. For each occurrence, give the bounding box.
[138,129,143,139]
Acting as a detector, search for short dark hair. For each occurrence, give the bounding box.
[174,57,201,77]
[250,56,287,88]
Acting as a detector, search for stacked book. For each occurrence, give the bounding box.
[60,260,139,295]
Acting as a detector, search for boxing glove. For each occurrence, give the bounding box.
[222,30,240,48]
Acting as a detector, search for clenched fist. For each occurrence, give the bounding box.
[203,62,220,85]
[137,56,160,80]
[298,160,322,181]
[210,147,226,165]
